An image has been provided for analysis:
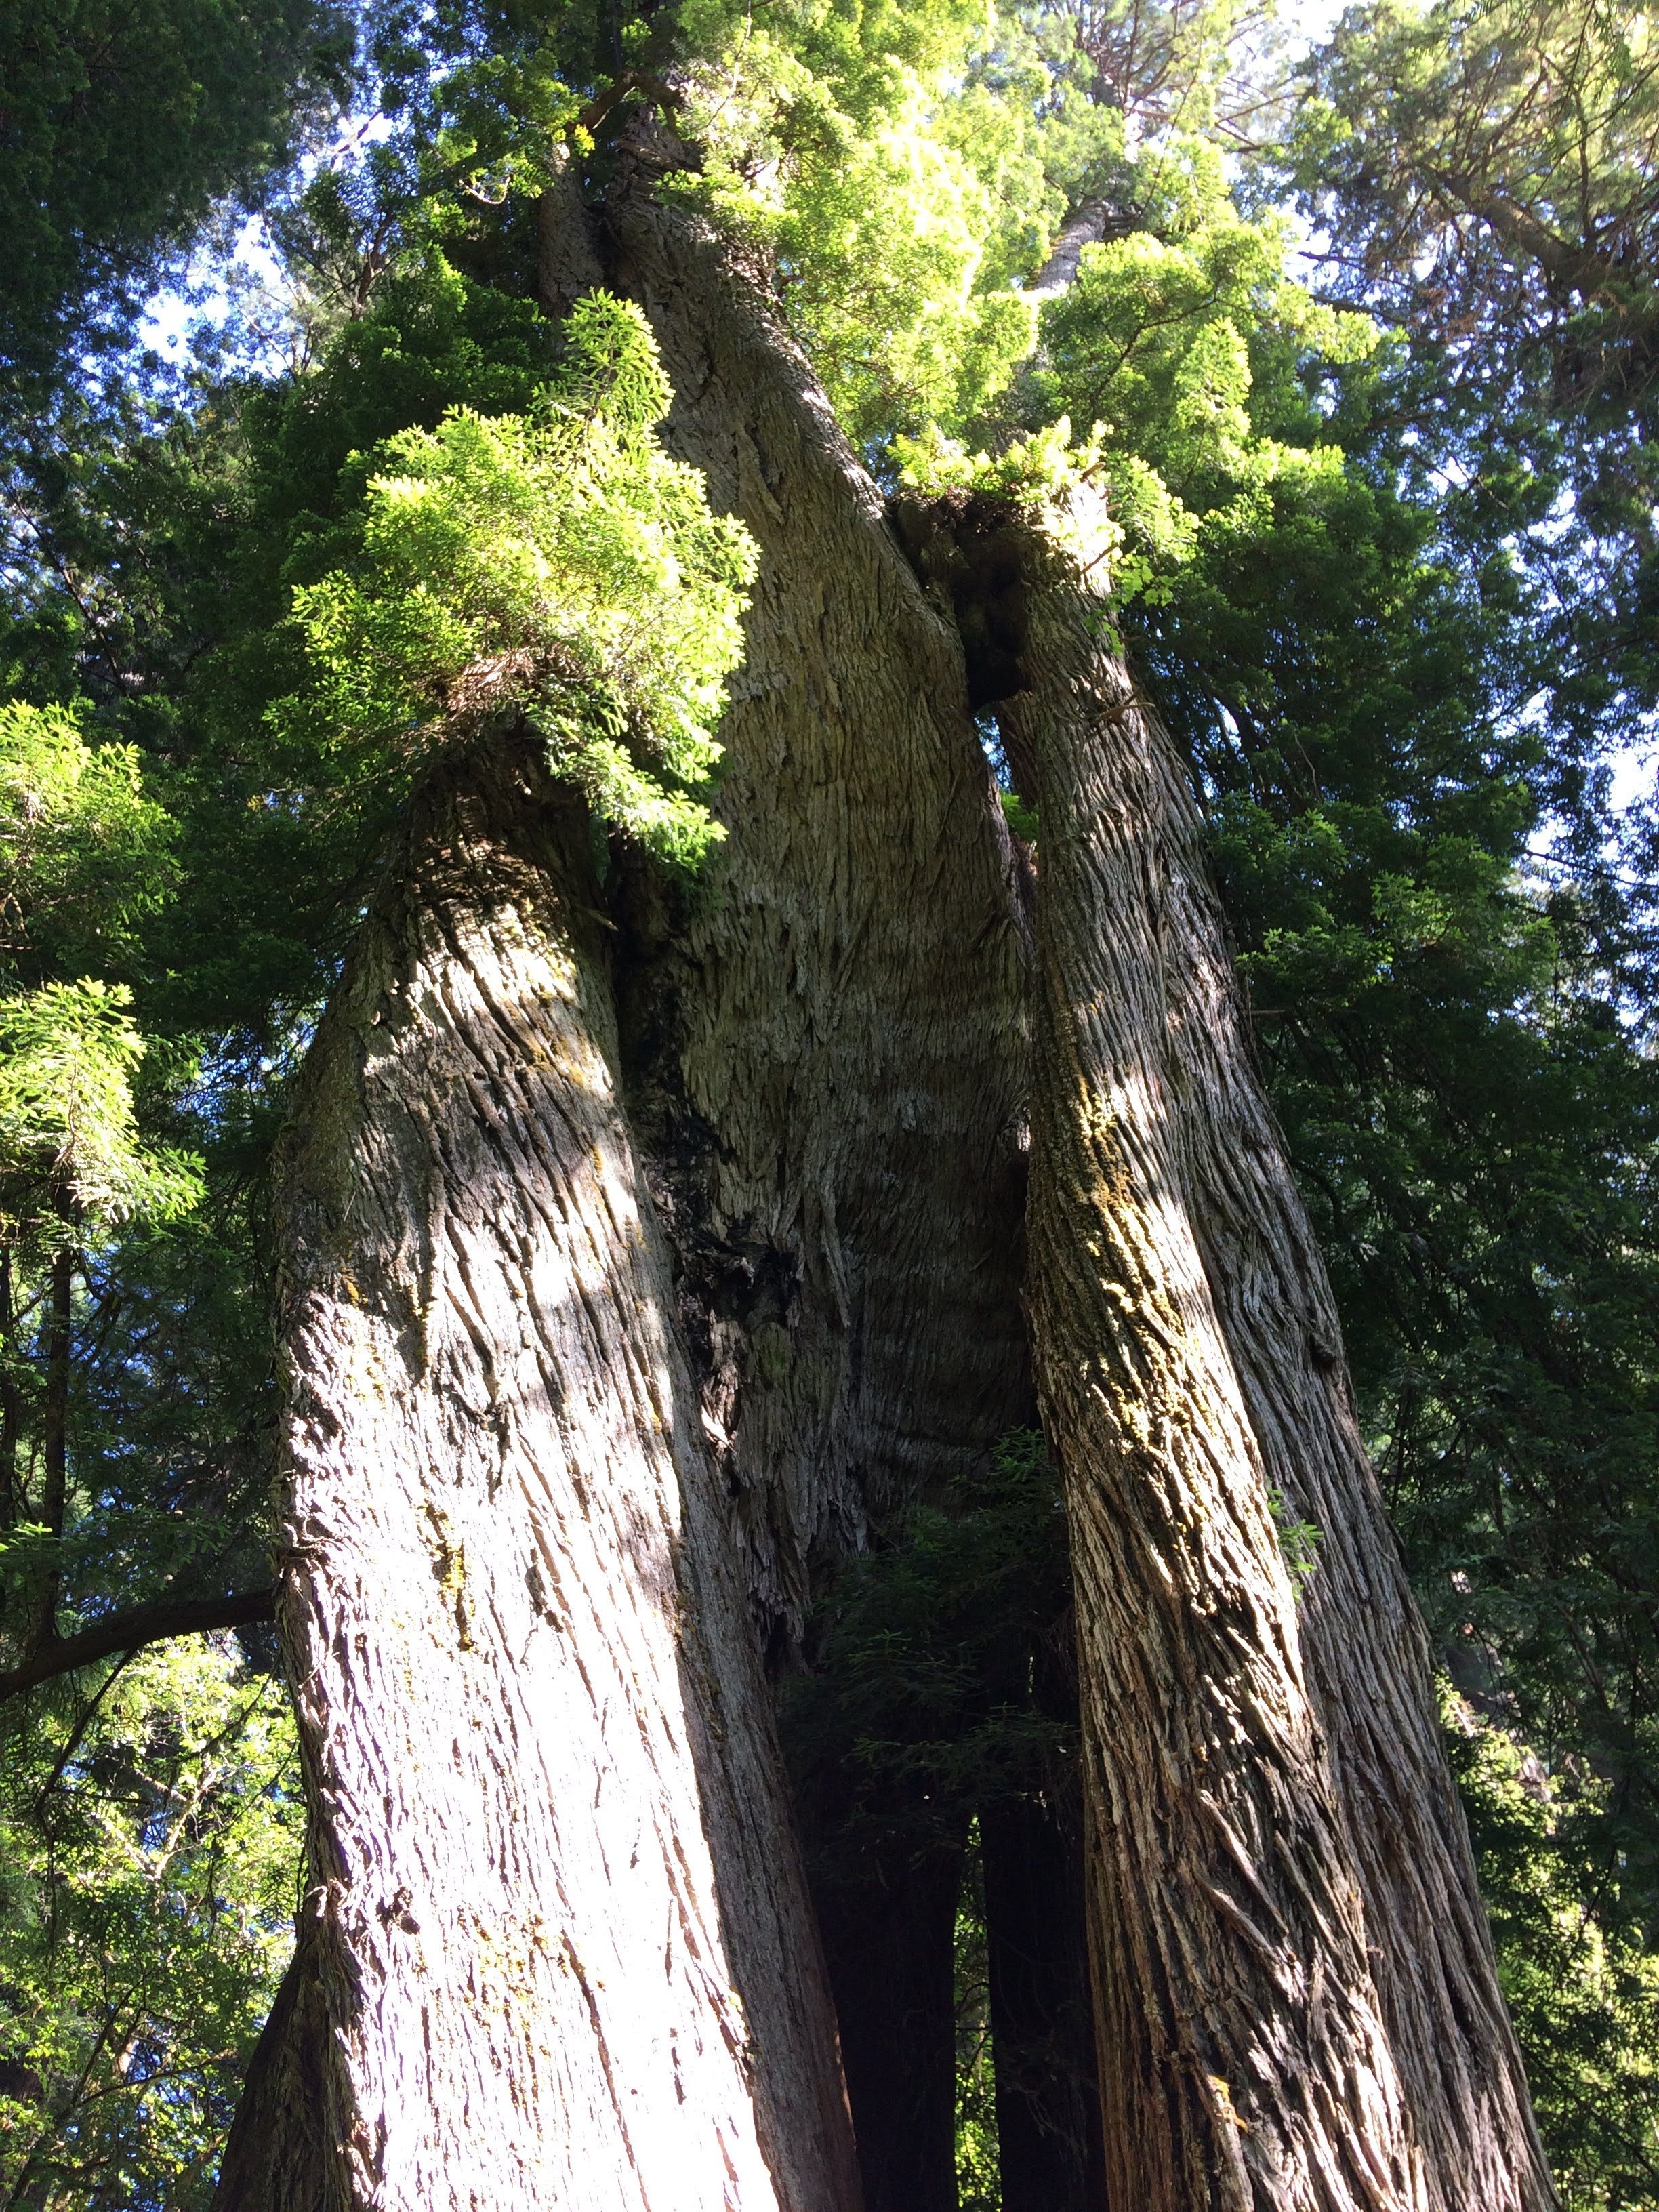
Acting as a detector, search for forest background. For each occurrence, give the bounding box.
[1,0,1657,2204]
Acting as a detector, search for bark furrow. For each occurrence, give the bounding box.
[220,735,858,2212]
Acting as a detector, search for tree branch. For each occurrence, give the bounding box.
[0,1589,276,1700]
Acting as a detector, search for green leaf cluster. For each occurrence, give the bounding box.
[1450,1689,1659,2209]
[0,703,198,1256]
[279,293,756,865]
[0,1638,300,2212]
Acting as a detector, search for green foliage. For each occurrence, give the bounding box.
[0,0,350,387]
[0,985,201,1252]
[1290,0,1659,413]
[1448,1690,1659,2209]
[0,1639,301,2212]
[783,1431,1076,1872]
[1286,0,1659,741]
[0,703,176,988]
[1031,143,1378,598]
[1267,1490,1321,1593]
[954,1833,1002,2212]
[0,702,197,1254]
[279,293,756,864]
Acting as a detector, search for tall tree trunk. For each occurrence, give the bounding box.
[602,175,1037,2212]
[605,177,1033,1639]
[217,731,859,2212]
[1009,502,1420,2209]
[1129,619,1557,2211]
[998,493,1555,2208]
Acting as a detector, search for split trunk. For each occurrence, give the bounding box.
[219,165,1555,2212]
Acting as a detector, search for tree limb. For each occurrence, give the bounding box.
[0,1589,276,1700]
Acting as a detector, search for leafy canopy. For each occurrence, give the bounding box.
[0,0,350,388]
[281,293,757,865]
[0,703,197,1255]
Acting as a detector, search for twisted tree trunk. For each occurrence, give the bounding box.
[999,494,1556,2210]
[216,733,859,2212]
[218,159,1561,2211]
[1143,635,1557,2212]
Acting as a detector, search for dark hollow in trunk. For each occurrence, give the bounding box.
[980,1794,1105,2212]
[813,1824,966,2212]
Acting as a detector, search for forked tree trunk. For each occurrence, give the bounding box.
[605,178,1033,1639]
[216,732,859,2212]
[220,155,1561,2207]
[1000,496,1557,2209]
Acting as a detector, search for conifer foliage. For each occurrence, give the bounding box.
[2,0,1658,2205]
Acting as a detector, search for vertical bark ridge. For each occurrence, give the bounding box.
[1008,520,1425,2211]
[605,184,1033,1639]
[232,732,858,2212]
[1136,672,1558,2210]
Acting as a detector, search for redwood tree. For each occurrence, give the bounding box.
[197,98,1563,2200]
[0,0,1587,2201]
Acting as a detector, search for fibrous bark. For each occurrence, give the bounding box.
[598,183,1044,2209]
[1015,566,1416,2208]
[1000,495,1557,2209]
[605,177,1033,1640]
[218,733,858,2212]
[1140,647,1557,2212]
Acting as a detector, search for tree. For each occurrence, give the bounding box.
[3,0,1627,2198]
[0,0,350,392]
[145,50,1550,2195]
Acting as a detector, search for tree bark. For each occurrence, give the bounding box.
[1116,617,1559,2211]
[1001,494,1557,2209]
[812,1821,966,2212]
[596,182,1044,2210]
[603,178,1033,1642]
[1009,508,1424,2211]
[217,731,859,2212]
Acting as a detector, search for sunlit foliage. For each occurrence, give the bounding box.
[0,1639,300,2212]
[281,293,756,863]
